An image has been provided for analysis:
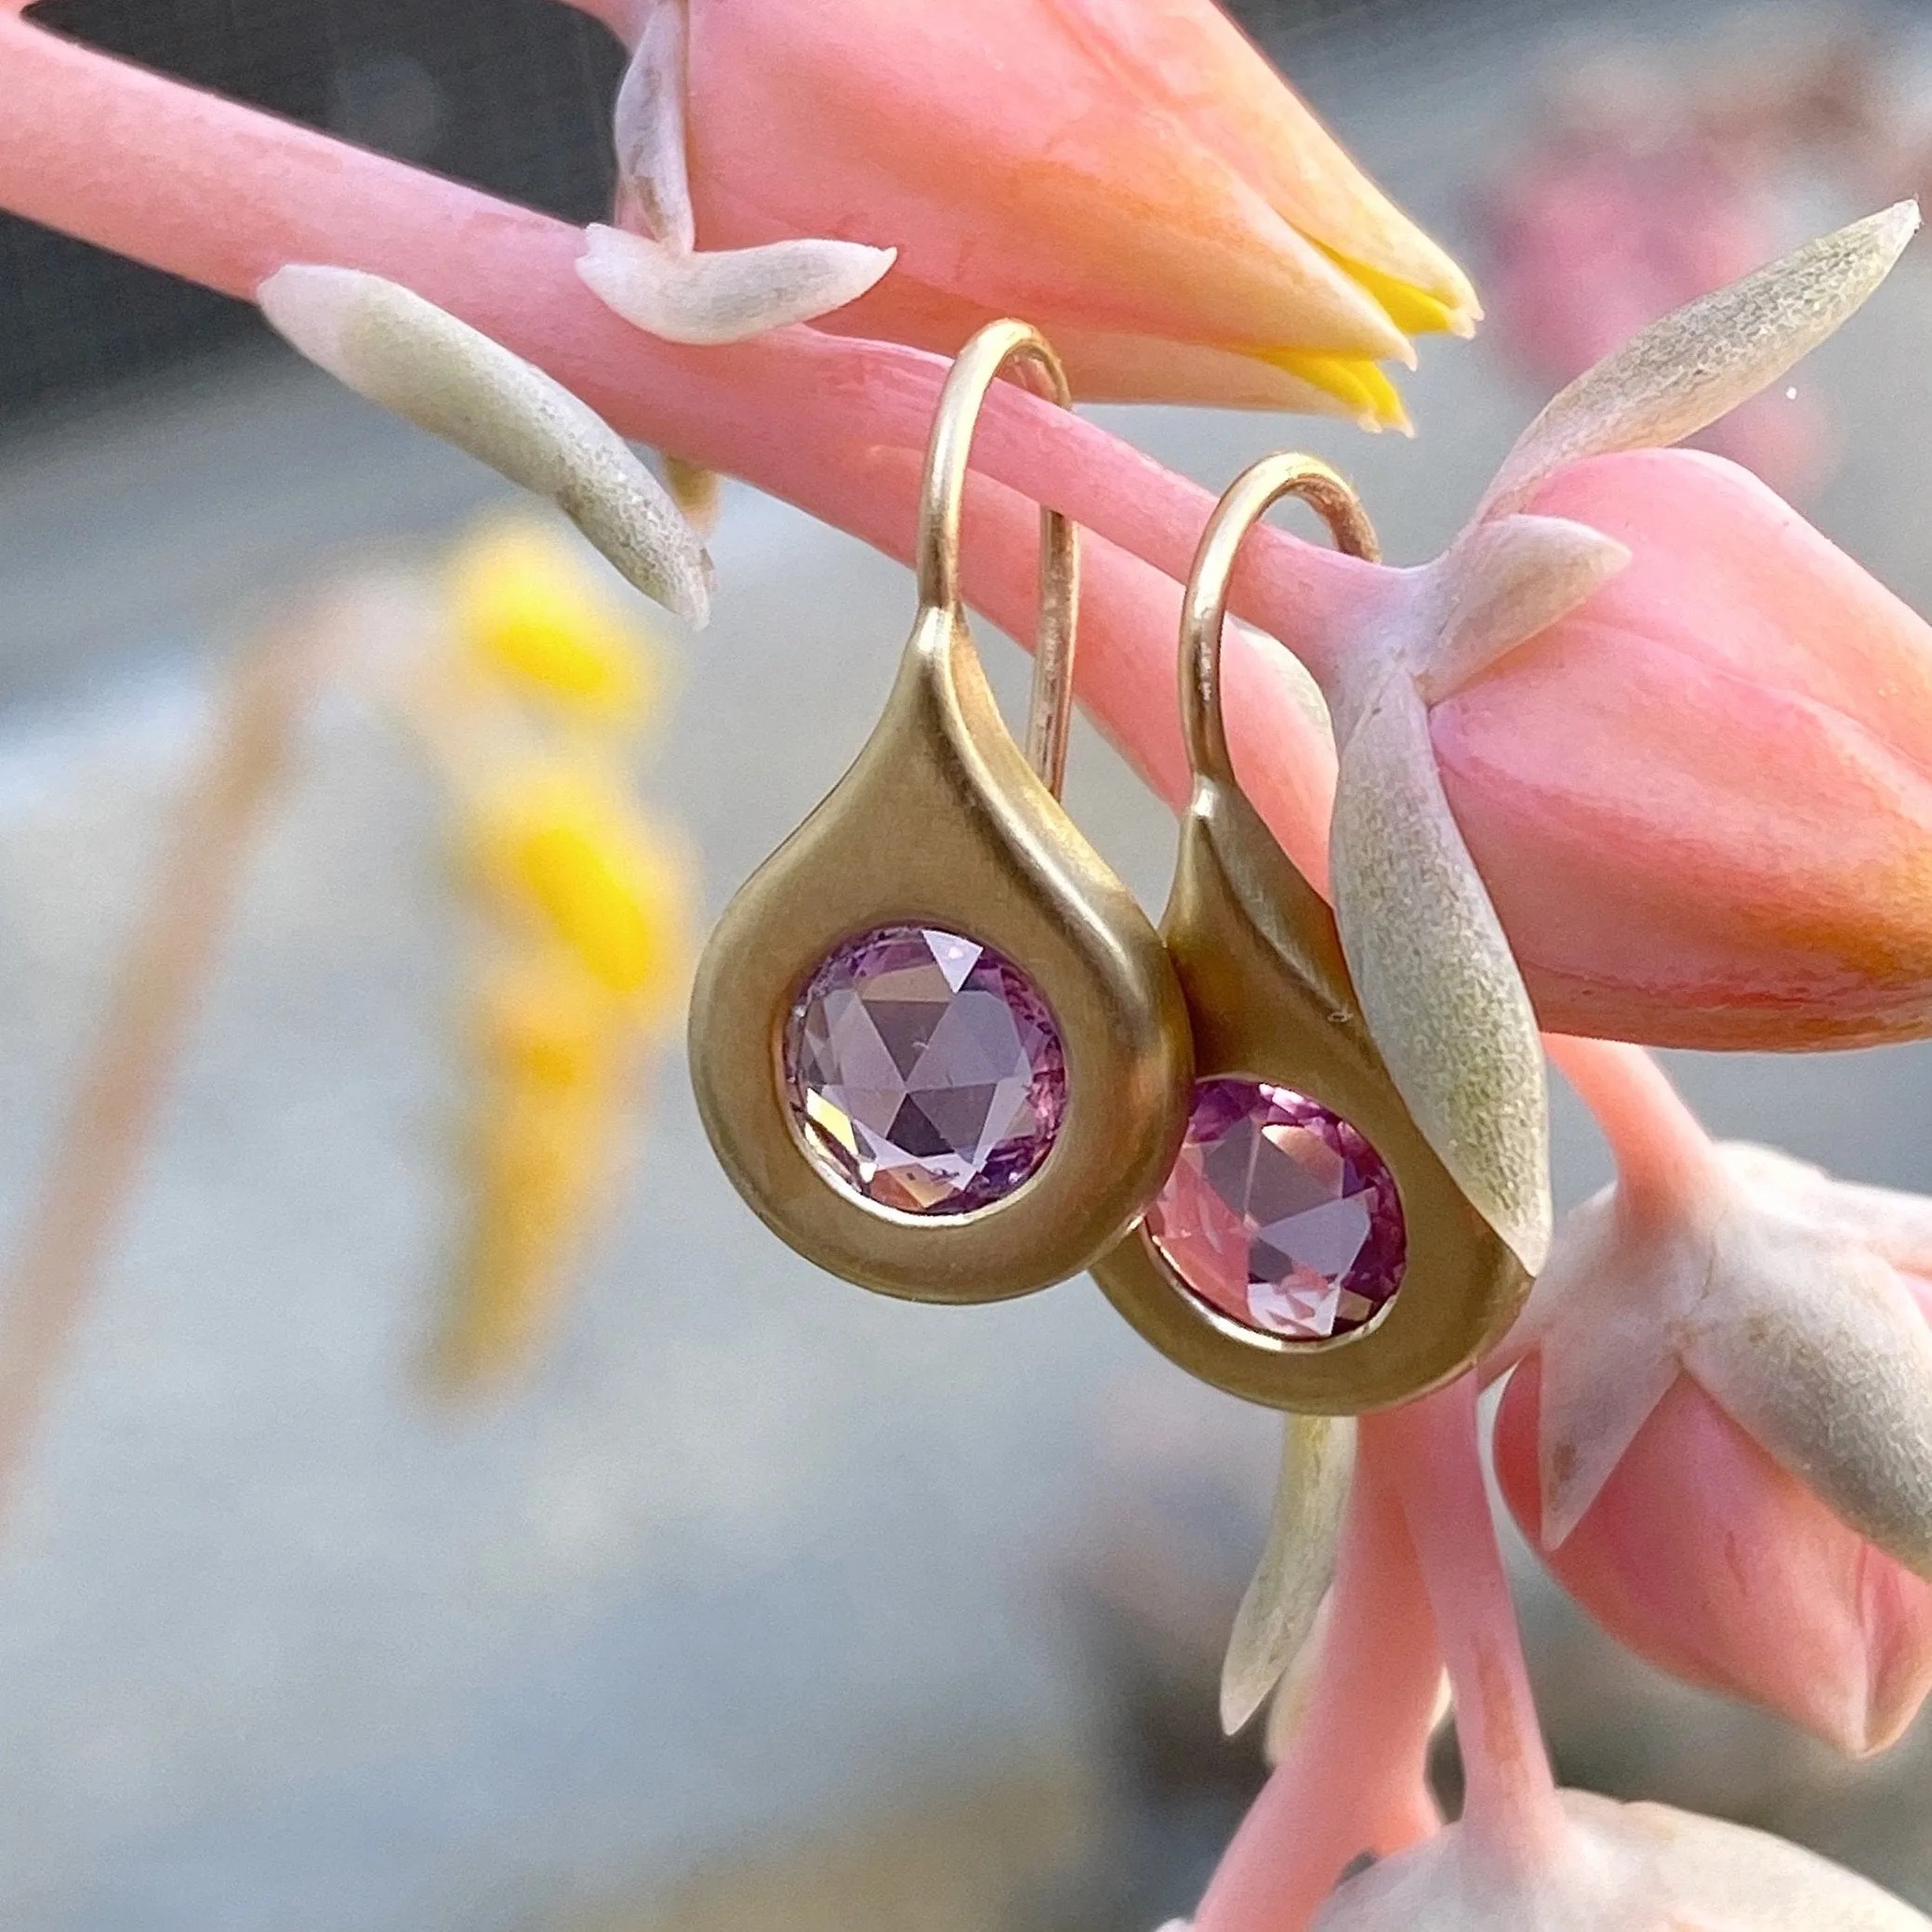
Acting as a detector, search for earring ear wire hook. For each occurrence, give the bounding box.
[915,320,1079,799]
[1181,452,1379,792]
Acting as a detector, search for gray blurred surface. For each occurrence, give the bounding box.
[3,4,1932,1927]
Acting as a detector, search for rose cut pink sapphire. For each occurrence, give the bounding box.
[1146,1078,1406,1341]
[784,923,1066,1215]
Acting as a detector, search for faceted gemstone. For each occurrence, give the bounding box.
[784,923,1066,1214]
[1147,1078,1406,1341]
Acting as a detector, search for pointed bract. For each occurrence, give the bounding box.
[1222,1415,1355,1735]
[258,266,712,626]
[1481,203,1918,517]
[1330,678,1551,1273]
[578,223,895,345]
[1489,1127,1932,1753]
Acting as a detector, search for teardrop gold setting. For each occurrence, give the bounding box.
[689,323,1193,1303]
[1090,456,1529,1411]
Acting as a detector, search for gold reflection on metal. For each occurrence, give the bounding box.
[1091,455,1529,1411]
[688,320,1193,1303]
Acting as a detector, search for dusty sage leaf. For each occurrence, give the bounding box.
[1330,679,1551,1272]
[1489,1183,1683,1545]
[1688,1171,1932,1581]
[258,265,710,626]
[1413,513,1630,703]
[1222,1414,1356,1735]
[1482,202,1918,518]
[579,223,896,347]
[613,0,695,249]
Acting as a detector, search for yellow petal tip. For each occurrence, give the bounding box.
[1318,245,1481,343]
[1265,350,1411,432]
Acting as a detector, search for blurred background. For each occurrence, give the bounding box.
[5,0,1932,1926]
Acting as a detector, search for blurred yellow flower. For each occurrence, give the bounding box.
[431,958,637,1387]
[422,512,696,1390]
[469,762,693,1020]
[446,516,660,721]
[474,953,630,1092]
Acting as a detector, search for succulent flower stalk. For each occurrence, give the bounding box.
[7,19,1932,1104]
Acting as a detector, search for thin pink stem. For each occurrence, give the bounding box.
[1194,1448,1443,1932]
[1544,1034,1718,1220]
[0,12,1389,704]
[1370,1378,1565,1870]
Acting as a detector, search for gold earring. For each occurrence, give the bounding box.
[1091,455,1529,1412]
[688,320,1193,1303]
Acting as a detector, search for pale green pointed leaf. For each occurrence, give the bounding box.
[1687,1196,1932,1579]
[1413,513,1630,703]
[1726,1141,1932,1279]
[1222,1415,1355,1735]
[579,223,896,346]
[1330,680,1551,1272]
[258,266,710,625]
[1482,202,1919,517]
[1518,1188,1682,1545]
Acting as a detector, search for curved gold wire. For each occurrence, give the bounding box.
[916,320,1080,798]
[1089,453,1526,1412]
[1181,453,1379,792]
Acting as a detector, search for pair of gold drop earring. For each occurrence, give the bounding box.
[689,322,1526,1415]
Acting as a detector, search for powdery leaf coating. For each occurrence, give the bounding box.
[1480,202,1919,519]
[1491,1144,1932,1576]
[578,222,896,346]
[1503,1187,1684,1547]
[258,266,711,625]
[1222,1414,1356,1735]
[613,0,695,249]
[1410,513,1631,704]
[1312,1789,1932,1929]
[1727,1144,1932,1278]
[1689,1151,1932,1579]
[1330,678,1551,1273]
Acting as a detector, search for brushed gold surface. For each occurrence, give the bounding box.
[688,323,1193,1303]
[1091,456,1528,1411]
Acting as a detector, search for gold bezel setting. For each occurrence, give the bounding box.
[688,323,1194,1304]
[1090,456,1528,1412]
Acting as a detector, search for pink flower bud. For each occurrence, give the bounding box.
[1485,1049,1932,1760]
[1435,446,1932,1047]
[1495,1356,1932,1756]
[674,0,1476,418]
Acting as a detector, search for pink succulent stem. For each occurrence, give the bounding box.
[1372,1377,1567,1870]
[1194,1440,1444,1932]
[0,10,1388,708]
[1544,1033,1718,1219]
